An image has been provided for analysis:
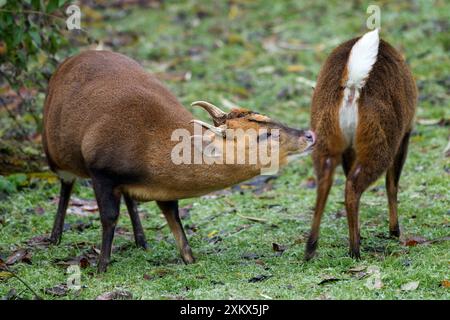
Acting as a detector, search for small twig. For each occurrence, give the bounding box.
[223,198,236,207]
[0,8,67,22]
[1,264,42,299]
[236,213,268,223]
[224,224,254,238]
[423,236,450,245]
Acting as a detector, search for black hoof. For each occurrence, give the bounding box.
[304,237,318,261]
[389,226,400,238]
[349,249,361,260]
[136,238,148,250]
[182,256,195,264]
[304,250,316,261]
[49,235,61,245]
[181,246,195,264]
[97,261,108,273]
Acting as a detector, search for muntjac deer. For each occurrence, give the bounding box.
[43,50,315,272]
[305,29,417,260]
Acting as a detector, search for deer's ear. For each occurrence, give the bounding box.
[248,113,271,123]
[190,134,223,158]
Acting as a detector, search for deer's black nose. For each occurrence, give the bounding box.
[304,130,316,144]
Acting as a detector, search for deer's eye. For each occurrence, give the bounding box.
[257,131,271,142]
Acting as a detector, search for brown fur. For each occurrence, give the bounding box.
[43,50,314,271]
[305,37,417,260]
[44,51,311,201]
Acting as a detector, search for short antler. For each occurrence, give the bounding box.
[190,120,226,137]
[191,101,227,126]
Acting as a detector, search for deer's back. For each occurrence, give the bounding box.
[43,50,193,178]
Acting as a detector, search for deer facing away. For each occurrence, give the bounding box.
[305,29,417,260]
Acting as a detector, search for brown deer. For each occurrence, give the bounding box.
[43,50,315,272]
[305,29,417,260]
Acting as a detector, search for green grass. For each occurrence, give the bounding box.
[0,0,449,299]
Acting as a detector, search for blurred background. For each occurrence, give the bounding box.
[0,1,448,182]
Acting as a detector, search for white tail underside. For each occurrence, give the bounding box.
[339,29,380,145]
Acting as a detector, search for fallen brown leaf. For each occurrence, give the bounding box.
[6,249,32,265]
[272,242,287,253]
[347,265,369,279]
[248,274,272,283]
[53,197,99,216]
[44,284,69,297]
[96,289,132,300]
[401,236,428,246]
[26,235,52,249]
[318,276,343,285]
[401,235,450,246]
[423,236,450,245]
[54,247,99,269]
[0,271,14,281]
[68,197,97,208]
[232,175,277,195]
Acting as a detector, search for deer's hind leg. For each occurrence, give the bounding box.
[342,148,356,178]
[123,194,148,249]
[345,125,395,258]
[386,131,411,238]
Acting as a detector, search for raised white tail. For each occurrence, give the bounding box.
[339,29,380,145]
[346,28,380,89]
